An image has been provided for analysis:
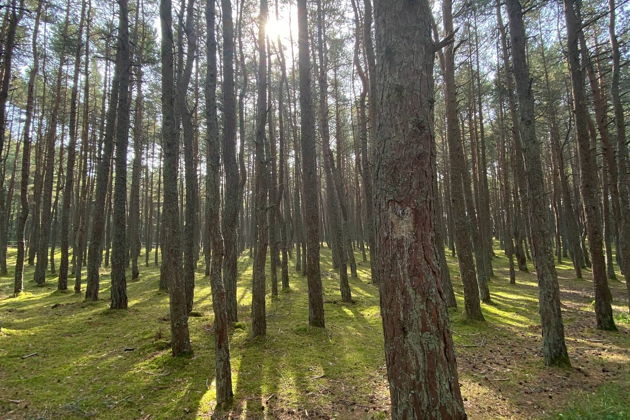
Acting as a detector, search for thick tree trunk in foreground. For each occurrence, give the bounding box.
[373,0,466,417]
[506,0,570,367]
[160,0,193,355]
[298,0,325,328]
[563,0,616,331]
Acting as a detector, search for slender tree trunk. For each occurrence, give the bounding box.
[563,0,616,331]
[129,68,143,281]
[222,0,240,323]
[160,0,193,355]
[506,0,570,366]
[298,0,325,328]
[86,33,120,300]
[177,0,198,314]
[252,0,269,337]
[442,0,484,321]
[34,5,70,286]
[608,0,630,309]
[316,0,351,302]
[0,0,23,164]
[110,0,131,310]
[14,2,42,294]
[206,0,233,404]
[58,1,86,290]
[362,0,378,285]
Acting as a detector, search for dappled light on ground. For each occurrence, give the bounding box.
[1,247,628,419]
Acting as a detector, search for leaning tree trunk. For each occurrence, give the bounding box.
[506,0,570,367]
[85,33,121,301]
[58,1,86,290]
[34,5,70,286]
[317,0,351,303]
[563,0,616,331]
[14,1,42,294]
[442,0,484,321]
[373,0,467,417]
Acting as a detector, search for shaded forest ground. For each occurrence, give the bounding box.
[0,246,629,419]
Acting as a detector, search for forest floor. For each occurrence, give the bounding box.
[0,246,629,420]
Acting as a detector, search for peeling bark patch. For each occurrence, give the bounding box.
[388,203,414,240]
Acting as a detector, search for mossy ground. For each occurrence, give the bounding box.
[0,246,628,419]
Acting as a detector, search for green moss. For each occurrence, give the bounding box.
[0,247,628,419]
[550,382,630,419]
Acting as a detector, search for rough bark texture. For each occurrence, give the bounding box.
[563,0,616,331]
[373,0,467,417]
[110,0,131,310]
[298,0,325,328]
[206,0,233,404]
[160,0,193,355]
[506,0,570,366]
[221,0,240,323]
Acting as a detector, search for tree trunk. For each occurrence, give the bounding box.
[34,5,70,286]
[298,0,325,328]
[317,0,351,303]
[178,0,198,315]
[563,0,616,331]
[222,0,241,323]
[506,0,570,367]
[110,0,131,310]
[58,0,86,290]
[252,0,269,338]
[14,1,42,294]
[608,0,630,309]
[86,31,120,300]
[206,0,233,404]
[160,0,193,355]
[373,0,467,416]
[442,0,484,321]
